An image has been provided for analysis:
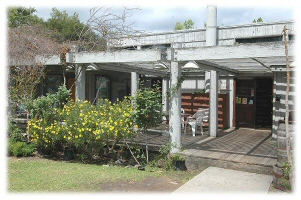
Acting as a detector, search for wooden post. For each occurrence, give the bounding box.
[283,25,294,190]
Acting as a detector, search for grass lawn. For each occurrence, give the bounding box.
[7,157,200,192]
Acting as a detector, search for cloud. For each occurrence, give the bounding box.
[33,4,295,33]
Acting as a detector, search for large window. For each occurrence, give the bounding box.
[44,75,62,95]
[95,76,110,102]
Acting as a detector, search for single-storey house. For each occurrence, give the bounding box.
[26,6,295,153]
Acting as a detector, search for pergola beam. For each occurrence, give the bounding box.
[172,41,294,61]
[68,49,163,63]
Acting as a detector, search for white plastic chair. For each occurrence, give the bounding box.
[181,108,185,129]
[184,108,209,136]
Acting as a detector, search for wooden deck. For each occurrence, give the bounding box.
[129,125,277,174]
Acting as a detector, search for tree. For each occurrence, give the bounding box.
[80,6,147,51]
[174,19,195,30]
[45,8,89,43]
[252,17,263,23]
[132,82,163,163]
[8,7,44,28]
[174,22,184,30]
[283,25,294,191]
[8,24,61,116]
[7,6,146,116]
[183,19,195,29]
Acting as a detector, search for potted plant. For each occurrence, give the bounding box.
[172,154,187,171]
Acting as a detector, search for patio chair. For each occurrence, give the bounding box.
[181,108,185,129]
[184,108,209,137]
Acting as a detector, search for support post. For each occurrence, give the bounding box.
[131,72,139,98]
[169,61,182,153]
[209,70,219,137]
[205,71,210,93]
[75,64,86,101]
[162,77,169,117]
[206,5,219,137]
[228,78,234,128]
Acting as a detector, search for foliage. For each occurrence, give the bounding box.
[252,17,263,23]
[7,120,35,157]
[280,162,291,191]
[8,121,23,142]
[174,22,184,30]
[8,23,61,116]
[45,8,94,43]
[27,97,135,161]
[167,73,187,98]
[149,143,185,171]
[8,7,44,28]
[174,19,195,30]
[85,7,147,51]
[132,82,163,132]
[10,141,35,157]
[26,85,71,120]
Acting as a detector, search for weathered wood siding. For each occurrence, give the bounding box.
[182,93,229,129]
[272,71,295,137]
[112,21,294,48]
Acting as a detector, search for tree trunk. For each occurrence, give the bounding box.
[283,25,294,190]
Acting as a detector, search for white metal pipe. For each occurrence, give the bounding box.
[206,5,217,46]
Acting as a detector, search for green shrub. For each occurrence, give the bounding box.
[149,143,184,171]
[132,82,163,132]
[8,121,23,142]
[28,97,136,161]
[8,138,15,156]
[11,141,35,157]
[26,84,71,121]
[280,162,291,191]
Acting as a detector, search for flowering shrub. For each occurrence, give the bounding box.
[28,97,135,160]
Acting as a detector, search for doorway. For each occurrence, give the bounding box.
[255,78,273,128]
[67,78,76,101]
[234,78,273,129]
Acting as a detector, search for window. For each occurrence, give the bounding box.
[44,75,62,95]
[236,36,282,44]
[95,76,110,102]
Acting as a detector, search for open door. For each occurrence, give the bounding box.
[67,78,76,101]
[235,79,255,128]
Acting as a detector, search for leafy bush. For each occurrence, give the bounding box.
[10,141,35,157]
[132,82,163,132]
[28,97,136,161]
[8,138,15,156]
[280,162,291,191]
[8,121,23,142]
[26,84,71,120]
[149,143,182,170]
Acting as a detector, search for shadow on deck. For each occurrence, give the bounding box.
[129,124,277,175]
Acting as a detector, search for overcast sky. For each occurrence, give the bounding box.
[4,0,296,33]
[34,4,295,33]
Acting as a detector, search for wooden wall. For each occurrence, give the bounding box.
[182,93,229,129]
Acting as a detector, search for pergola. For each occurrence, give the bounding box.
[40,40,295,153]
